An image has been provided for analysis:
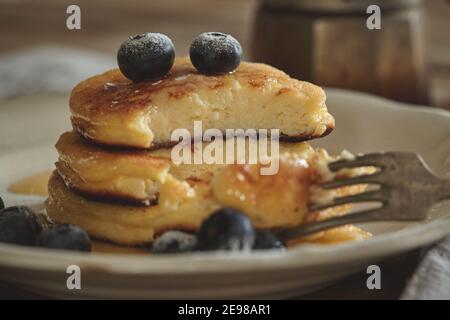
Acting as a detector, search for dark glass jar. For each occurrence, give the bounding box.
[251,0,428,105]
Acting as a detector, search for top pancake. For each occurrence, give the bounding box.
[70,57,334,149]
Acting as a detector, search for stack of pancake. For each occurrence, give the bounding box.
[46,57,370,246]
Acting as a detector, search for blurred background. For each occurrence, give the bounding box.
[0,0,449,108]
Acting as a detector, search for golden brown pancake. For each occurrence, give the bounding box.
[70,57,334,149]
[55,131,317,204]
[47,172,218,245]
[47,148,370,245]
[56,131,172,204]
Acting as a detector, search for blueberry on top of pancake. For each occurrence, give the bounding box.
[117,33,175,82]
[189,32,242,74]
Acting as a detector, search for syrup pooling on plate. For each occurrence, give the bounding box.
[8,171,52,196]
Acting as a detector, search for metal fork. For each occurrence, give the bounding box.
[277,152,450,242]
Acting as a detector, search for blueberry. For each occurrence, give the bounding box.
[189,32,242,74]
[152,231,197,254]
[35,224,91,252]
[117,33,175,81]
[253,230,285,250]
[0,196,4,210]
[0,206,42,246]
[196,208,255,251]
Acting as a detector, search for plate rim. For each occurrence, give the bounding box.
[0,215,449,275]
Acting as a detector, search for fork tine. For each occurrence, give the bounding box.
[329,153,386,171]
[321,173,382,189]
[309,190,386,212]
[277,207,390,240]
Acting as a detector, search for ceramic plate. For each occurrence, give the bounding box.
[0,89,449,299]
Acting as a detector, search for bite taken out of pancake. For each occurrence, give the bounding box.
[70,57,334,149]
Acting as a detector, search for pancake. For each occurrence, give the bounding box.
[55,131,317,204]
[46,172,218,245]
[56,131,171,204]
[70,57,334,149]
[47,149,370,245]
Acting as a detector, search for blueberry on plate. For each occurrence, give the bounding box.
[117,32,175,81]
[0,196,4,210]
[253,230,285,250]
[152,231,197,254]
[35,224,91,252]
[189,32,242,74]
[196,207,255,251]
[0,206,42,246]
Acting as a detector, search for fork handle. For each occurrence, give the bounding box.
[436,179,450,201]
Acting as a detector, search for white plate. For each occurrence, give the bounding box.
[0,89,449,299]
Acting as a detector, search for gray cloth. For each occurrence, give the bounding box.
[401,236,450,300]
[0,46,114,99]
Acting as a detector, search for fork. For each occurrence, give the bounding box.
[277,152,450,242]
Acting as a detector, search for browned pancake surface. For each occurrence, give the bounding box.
[70,58,334,148]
